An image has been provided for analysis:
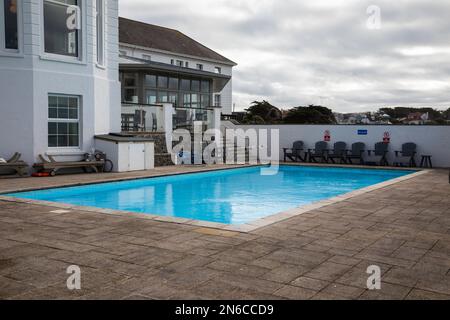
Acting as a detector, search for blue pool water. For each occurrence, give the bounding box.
[6,166,414,225]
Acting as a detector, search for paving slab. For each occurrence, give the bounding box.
[0,166,449,299]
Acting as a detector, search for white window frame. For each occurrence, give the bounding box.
[215,66,222,74]
[41,0,86,64]
[95,0,105,67]
[197,64,203,70]
[0,0,23,56]
[48,94,82,150]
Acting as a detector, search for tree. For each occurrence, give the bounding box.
[245,100,283,124]
[443,108,450,120]
[283,105,337,124]
[241,114,266,124]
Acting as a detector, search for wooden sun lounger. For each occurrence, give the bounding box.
[33,154,105,176]
[0,152,29,177]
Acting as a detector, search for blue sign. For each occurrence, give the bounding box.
[358,129,368,135]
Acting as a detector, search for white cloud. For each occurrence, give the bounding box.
[119,0,450,112]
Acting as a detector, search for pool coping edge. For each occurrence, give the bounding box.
[0,168,430,233]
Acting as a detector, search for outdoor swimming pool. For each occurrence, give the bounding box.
[6,166,415,225]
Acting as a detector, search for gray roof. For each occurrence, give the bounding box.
[119,17,237,66]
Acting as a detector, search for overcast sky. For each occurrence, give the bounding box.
[119,0,450,112]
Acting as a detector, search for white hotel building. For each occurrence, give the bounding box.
[118,17,236,118]
[0,1,236,170]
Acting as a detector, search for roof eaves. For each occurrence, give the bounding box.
[119,42,237,67]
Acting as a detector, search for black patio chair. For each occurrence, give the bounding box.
[394,143,417,167]
[345,142,366,165]
[283,141,306,162]
[308,141,329,163]
[328,142,347,164]
[368,142,389,166]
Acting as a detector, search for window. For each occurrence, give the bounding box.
[185,61,189,68]
[214,94,221,107]
[170,59,174,65]
[183,94,191,108]
[191,80,200,92]
[215,67,221,74]
[176,60,183,67]
[144,74,157,87]
[157,76,168,88]
[123,73,138,103]
[44,0,79,57]
[96,0,104,65]
[124,89,138,103]
[48,95,80,148]
[142,54,151,61]
[145,90,157,104]
[2,0,18,50]
[120,72,212,109]
[168,92,178,105]
[191,94,199,108]
[201,95,210,108]
[180,79,190,91]
[157,91,168,103]
[201,80,210,93]
[124,74,137,86]
[196,64,203,70]
[168,77,178,90]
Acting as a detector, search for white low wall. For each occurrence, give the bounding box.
[234,124,450,168]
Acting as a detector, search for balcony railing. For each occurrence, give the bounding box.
[121,103,218,133]
[173,107,216,132]
[121,102,164,133]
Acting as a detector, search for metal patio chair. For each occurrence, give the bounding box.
[283,141,306,162]
[368,142,389,166]
[328,141,347,164]
[345,142,366,165]
[394,143,417,167]
[133,109,146,132]
[308,141,329,163]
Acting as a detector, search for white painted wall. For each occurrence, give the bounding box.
[0,0,120,166]
[119,44,234,115]
[233,124,450,168]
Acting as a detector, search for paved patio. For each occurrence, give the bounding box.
[0,165,449,300]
